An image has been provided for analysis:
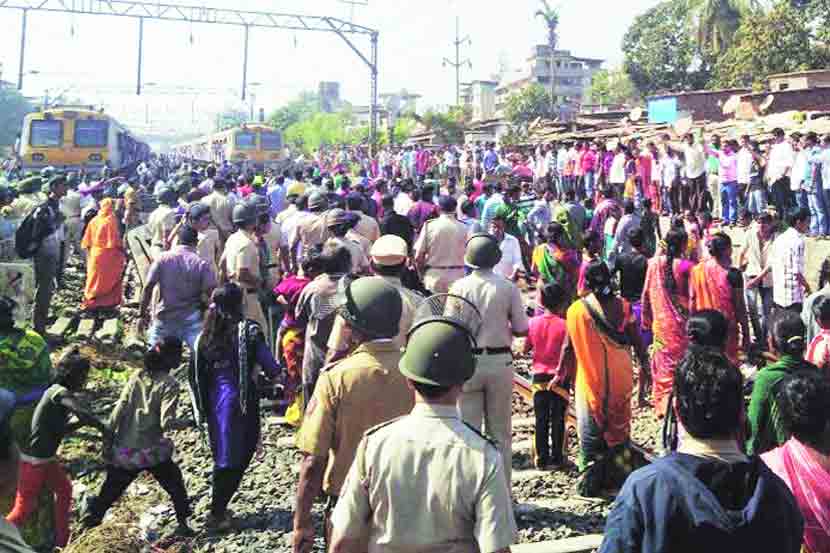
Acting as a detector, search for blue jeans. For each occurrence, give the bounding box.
[720,180,738,224]
[148,310,203,352]
[584,171,595,199]
[746,184,766,216]
[796,190,809,210]
[808,190,827,236]
[745,285,773,345]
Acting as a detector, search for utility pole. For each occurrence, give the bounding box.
[442,16,471,106]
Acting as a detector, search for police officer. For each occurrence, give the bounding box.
[413,195,468,294]
[293,277,413,553]
[245,194,282,348]
[32,175,67,334]
[146,185,178,261]
[329,315,516,553]
[325,209,369,275]
[220,202,267,329]
[290,191,329,272]
[449,233,529,485]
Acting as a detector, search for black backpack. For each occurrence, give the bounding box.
[14,203,50,259]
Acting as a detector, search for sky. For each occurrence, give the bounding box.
[0,0,662,134]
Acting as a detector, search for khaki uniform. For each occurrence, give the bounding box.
[326,236,370,275]
[414,214,468,293]
[201,190,235,243]
[9,193,41,219]
[146,205,176,260]
[293,211,329,259]
[449,268,529,485]
[327,275,422,356]
[351,212,380,243]
[222,228,267,329]
[295,340,414,496]
[331,403,516,553]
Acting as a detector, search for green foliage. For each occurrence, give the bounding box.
[685,0,763,54]
[0,86,33,147]
[283,111,350,152]
[268,91,320,131]
[712,2,829,88]
[504,83,556,126]
[420,106,468,144]
[590,68,640,105]
[622,0,714,96]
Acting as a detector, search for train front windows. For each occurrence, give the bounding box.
[30,120,63,147]
[261,132,282,151]
[235,131,256,150]
[74,120,109,148]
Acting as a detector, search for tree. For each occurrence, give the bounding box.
[504,84,556,126]
[622,0,714,97]
[685,0,762,54]
[711,2,830,88]
[267,91,320,131]
[0,86,33,148]
[589,68,639,105]
[535,0,560,111]
[418,107,467,144]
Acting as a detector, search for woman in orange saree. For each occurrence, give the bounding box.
[689,231,750,366]
[641,228,694,417]
[81,198,126,310]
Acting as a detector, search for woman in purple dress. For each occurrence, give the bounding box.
[194,283,280,531]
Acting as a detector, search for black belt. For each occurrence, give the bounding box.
[425,265,465,270]
[473,347,512,355]
[246,289,258,294]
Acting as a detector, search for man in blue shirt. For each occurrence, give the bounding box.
[600,348,803,553]
[266,175,286,219]
[482,142,499,177]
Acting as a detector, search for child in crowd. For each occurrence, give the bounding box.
[82,338,192,535]
[522,282,574,470]
[7,348,110,548]
[806,296,830,378]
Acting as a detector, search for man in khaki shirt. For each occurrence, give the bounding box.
[326,235,423,362]
[449,234,529,485]
[324,210,370,275]
[200,178,235,244]
[147,186,178,260]
[290,191,329,272]
[414,196,468,293]
[330,317,515,553]
[293,277,413,553]
[220,203,267,329]
[346,193,380,242]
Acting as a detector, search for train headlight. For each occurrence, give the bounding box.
[88,153,103,162]
[31,153,45,162]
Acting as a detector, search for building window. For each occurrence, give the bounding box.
[778,83,789,91]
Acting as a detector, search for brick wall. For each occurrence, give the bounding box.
[677,90,750,122]
[740,87,830,115]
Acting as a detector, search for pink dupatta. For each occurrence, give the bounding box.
[642,256,690,416]
[762,439,830,553]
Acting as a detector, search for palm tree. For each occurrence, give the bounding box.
[535,0,560,113]
[687,0,764,54]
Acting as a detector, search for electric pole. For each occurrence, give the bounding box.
[442,16,471,106]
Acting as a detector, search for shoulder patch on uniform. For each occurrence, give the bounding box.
[364,415,407,436]
[462,422,500,449]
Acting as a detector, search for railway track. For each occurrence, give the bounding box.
[512,374,656,463]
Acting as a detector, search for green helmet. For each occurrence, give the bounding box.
[339,277,402,339]
[464,233,502,269]
[232,202,258,226]
[245,194,271,217]
[399,320,476,387]
[40,166,56,179]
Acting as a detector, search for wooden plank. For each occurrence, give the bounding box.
[512,534,604,553]
[126,225,153,289]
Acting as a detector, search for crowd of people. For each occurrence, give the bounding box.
[0,128,829,553]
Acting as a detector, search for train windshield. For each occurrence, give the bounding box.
[74,120,109,148]
[235,131,257,150]
[260,132,282,151]
[30,120,63,147]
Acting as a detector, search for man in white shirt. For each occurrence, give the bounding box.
[682,133,706,213]
[754,207,811,312]
[489,212,524,280]
[737,135,754,205]
[767,127,795,217]
[790,133,808,211]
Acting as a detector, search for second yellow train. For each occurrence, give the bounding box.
[172,123,285,169]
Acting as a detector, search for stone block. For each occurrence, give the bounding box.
[75,319,96,339]
[95,318,120,342]
[46,317,73,341]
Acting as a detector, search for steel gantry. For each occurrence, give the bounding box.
[0,0,381,147]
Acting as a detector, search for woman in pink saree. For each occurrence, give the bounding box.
[689,232,750,366]
[762,372,830,553]
[641,227,694,416]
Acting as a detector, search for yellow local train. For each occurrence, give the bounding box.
[19,107,150,172]
[172,124,285,169]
